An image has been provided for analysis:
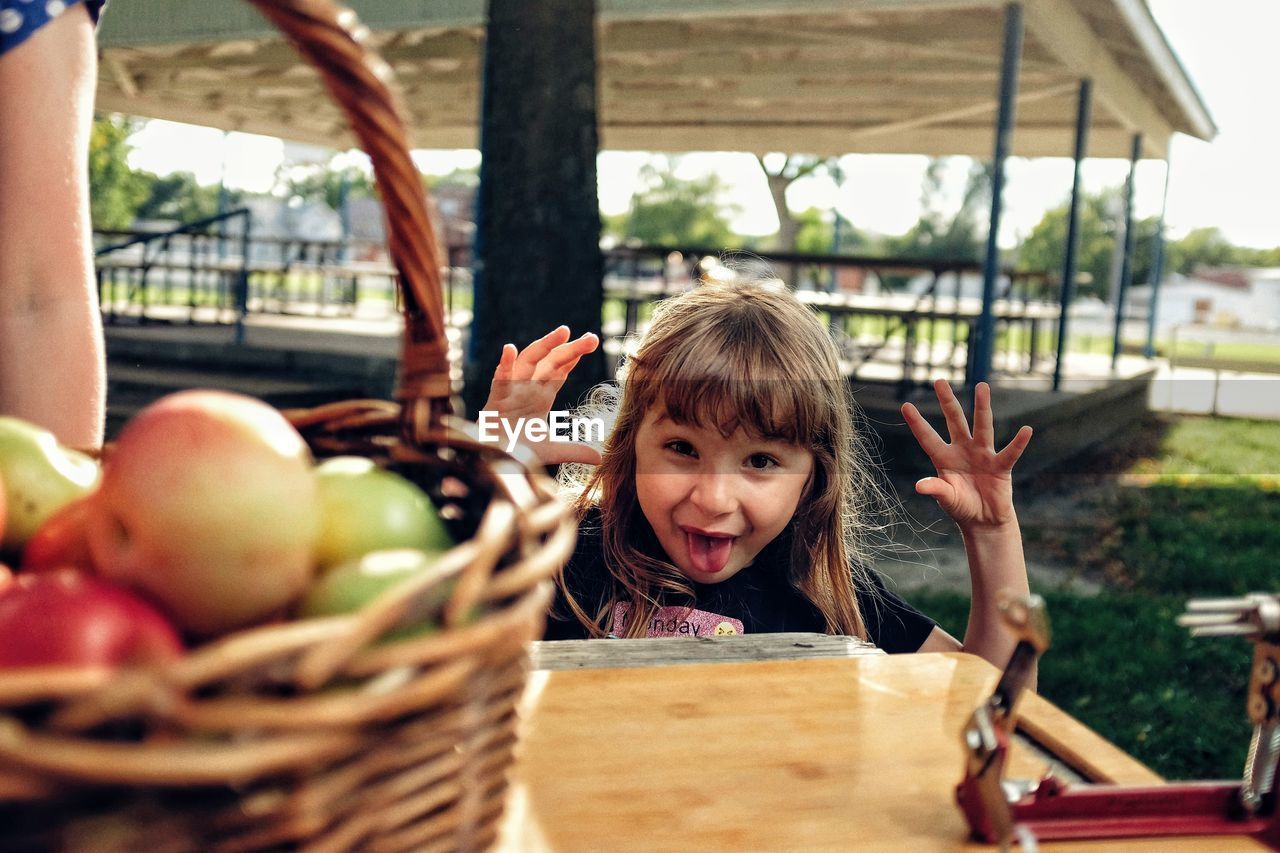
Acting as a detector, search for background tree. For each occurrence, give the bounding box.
[133,172,233,223]
[792,207,868,255]
[277,163,375,210]
[1165,227,1245,276]
[1017,187,1158,300]
[621,160,739,247]
[88,115,151,230]
[755,154,832,252]
[884,158,992,264]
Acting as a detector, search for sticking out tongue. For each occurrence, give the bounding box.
[687,532,733,575]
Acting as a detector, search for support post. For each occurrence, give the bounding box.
[1144,150,1172,358]
[1052,79,1092,391]
[1111,133,1143,371]
[467,0,606,416]
[971,2,1024,387]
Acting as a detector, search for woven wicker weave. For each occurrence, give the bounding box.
[0,1,575,850]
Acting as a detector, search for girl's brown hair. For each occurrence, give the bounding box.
[560,280,885,639]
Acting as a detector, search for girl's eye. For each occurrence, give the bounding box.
[748,453,779,470]
[665,440,696,457]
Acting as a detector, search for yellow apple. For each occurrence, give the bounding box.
[0,417,100,553]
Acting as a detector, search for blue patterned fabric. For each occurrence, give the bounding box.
[0,0,104,57]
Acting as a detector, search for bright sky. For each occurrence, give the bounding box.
[127,0,1279,251]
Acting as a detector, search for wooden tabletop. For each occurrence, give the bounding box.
[499,652,1265,851]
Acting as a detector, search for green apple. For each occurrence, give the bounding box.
[313,457,453,571]
[0,417,100,552]
[297,548,454,640]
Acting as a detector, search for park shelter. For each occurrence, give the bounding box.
[96,1,1211,159]
[93,0,1213,399]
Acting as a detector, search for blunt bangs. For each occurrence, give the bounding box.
[624,329,839,447]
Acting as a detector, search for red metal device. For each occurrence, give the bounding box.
[956,593,1280,850]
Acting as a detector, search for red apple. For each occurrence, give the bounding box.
[85,390,320,637]
[0,570,183,669]
[22,494,96,573]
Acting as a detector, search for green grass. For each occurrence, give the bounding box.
[958,414,1280,780]
[1125,416,1280,478]
[1166,339,1280,365]
[910,589,1251,780]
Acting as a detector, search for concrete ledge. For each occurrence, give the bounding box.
[855,370,1158,482]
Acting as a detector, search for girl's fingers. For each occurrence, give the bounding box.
[915,476,957,507]
[511,326,571,380]
[933,378,972,443]
[492,343,517,381]
[995,425,1034,468]
[901,402,947,460]
[533,333,599,382]
[973,381,995,450]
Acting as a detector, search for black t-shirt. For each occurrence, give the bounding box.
[544,508,937,654]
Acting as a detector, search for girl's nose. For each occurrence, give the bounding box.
[688,473,739,516]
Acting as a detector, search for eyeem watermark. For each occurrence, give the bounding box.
[476,411,605,453]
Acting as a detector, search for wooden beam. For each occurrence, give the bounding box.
[840,81,1077,142]
[1022,0,1172,157]
[597,123,1157,159]
[98,0,1002,47]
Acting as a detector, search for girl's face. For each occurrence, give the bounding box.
[632,406,815,585]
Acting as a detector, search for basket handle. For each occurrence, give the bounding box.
[247,0,452,437]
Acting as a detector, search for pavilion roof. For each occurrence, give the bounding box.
[95,0,1214,160]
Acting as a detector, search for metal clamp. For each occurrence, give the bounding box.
[956,592,1050,850]
[1178,593,1280,814]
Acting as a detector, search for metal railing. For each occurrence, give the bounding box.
[94,226,1060,392]
[601,244,1060,391]
[94,218,473,340]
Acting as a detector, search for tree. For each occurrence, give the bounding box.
[277,163,375,210]
[1017,188,1159,300]
[88,115,151,230]
[792,207,867,255]
[621,160,739,247]
[755,154,832,252]
[133,172,233,224]
[883,158,991,264]
[1165,227,1242,276]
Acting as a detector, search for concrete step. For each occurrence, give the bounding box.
[105,331,397,395]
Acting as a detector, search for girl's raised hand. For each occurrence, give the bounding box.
[481,326,601,466]
[900,379,1033,532]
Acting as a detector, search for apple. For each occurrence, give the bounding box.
[313,456,453,570]
[0,417,100,553]
[0,570,183,669]
[296,548,454,640]
[0,564,12,594]
[22,494,96,573]
[85,390,320,637]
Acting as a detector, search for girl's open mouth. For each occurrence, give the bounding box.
[685,529,735,575]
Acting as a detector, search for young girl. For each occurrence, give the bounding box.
[481,281,1034,667]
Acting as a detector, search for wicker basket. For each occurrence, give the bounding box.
[0,1,575,849]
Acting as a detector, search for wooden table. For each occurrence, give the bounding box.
[499,651,1266,851]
